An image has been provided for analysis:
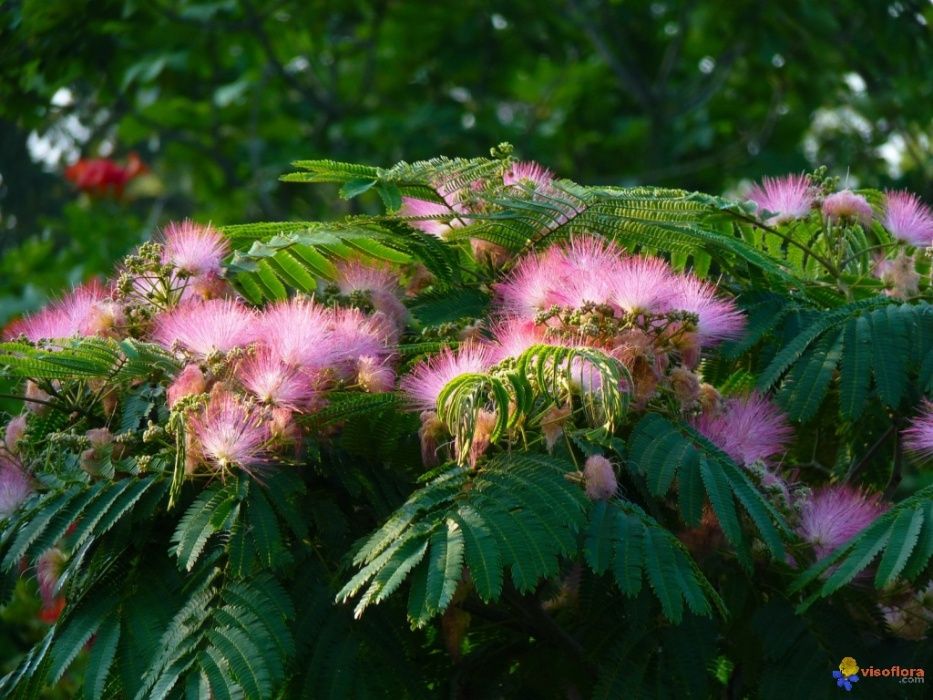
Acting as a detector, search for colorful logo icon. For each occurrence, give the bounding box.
[833,657,860,691]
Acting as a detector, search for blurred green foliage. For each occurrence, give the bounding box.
[0,0,930,318]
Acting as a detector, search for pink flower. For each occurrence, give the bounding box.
[610,255,676,314]
[4,280,109,341]
[399,197,467,238]
[328,307,394,377]
[356,355,396,393]
[822,190,873,225]
[797,485,887,560]
[883,190,933,247]
[81,299,125,337]
[669,275,745,345]
[492,247,569,319]
[555,237,626,310]
[692,392,792,466]
[583,455,617,500]
[152,299,257,356]
[237,347,318,409]
[0,454,31,517]
[259,298,334,369]
[161,220,229,276]
[904,401,933,459]
[486,319,552,362]
[559,236,625,278]
[400,343,495,411]
[747,174,814,223]
[334,261,408,330]
[167,364,208,407]
[503,161,555,189]
[188,390,269,474]
[4,415,27,454]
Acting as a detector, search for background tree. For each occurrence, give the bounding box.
[0,0,929,321]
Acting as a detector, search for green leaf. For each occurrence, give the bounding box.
[643,523,684,623]
[869,305,908,409]
[83,613,121,700]
[840,315,872,420]
[205,626,270,700]
[454,505,502,602]
[874,506,924,588]
[339,178,377,199]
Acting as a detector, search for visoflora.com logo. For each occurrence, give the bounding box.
[833,657,926,691]
[833,657,860,691]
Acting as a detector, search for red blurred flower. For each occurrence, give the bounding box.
[64,152,147,198]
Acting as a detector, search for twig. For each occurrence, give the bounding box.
[845,425,895,483]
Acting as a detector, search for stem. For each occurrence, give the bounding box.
[732,212,839,275]
[838,241,900,269]
[845,425,895,482]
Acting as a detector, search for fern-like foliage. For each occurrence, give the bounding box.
[758,299,932,421]
[0,337,179,382]
[627,413,790,566]
[790,485,933,609]
[337,454,586,623]
[584,499,725,623]
[221,219,459,303]
[434,343,631,464]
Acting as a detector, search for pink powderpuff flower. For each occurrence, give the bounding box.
[692,392,792,466]
[797,485,887,560]
[161,220,230,276]
[81,298,125,337]
[486,319,553,362]
[883,190,933,248]
[188,390,269,474]
[401,343,496,412]
[610,255,676,315]
[747,174,814,223]
[822,189,874,225]
[259,297,334,369]
[584,455,617,501]
[356,355,397,393]
[903,401,933,459]
[4,415,27,454]
[334,260,400,300]
[503,161,555,189]
[4,280,109,341]
[152,299,257,356]
[492,247,569,319]
[0,454,32,518]
[334,260,408,331]
[167,364,207,408]
[328,307,394,378]
[399,197,468,238]
[559,236,625,279]
[237,347,319,410]
[669,275,745,345]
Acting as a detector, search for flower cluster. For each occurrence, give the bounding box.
[2,221,405,485]
[744,173,932,299]
[403,233,750,475]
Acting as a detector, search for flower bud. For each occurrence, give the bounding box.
[5,415,27,454]
[167,364,207,408]
[583,455,617,501]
